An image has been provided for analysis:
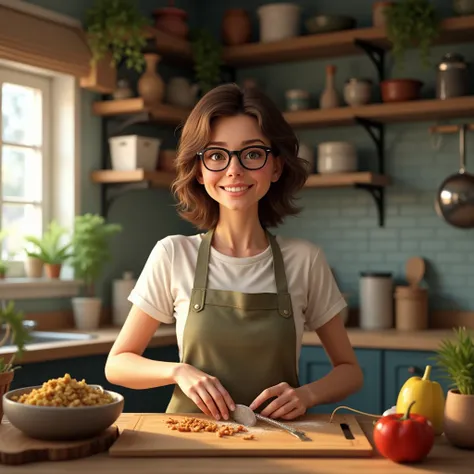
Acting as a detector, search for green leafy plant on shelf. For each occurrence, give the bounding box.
[384,0,441,71]
[24,220,71,265]
[190,28,224,96]
[70,214,122,298]
[85,0,149,73]
[433,326,474,395]
[0,229,8,278]
[0,301,32,373]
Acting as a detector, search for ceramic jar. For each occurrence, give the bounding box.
[344,78,373,106]
[285,89,310,111]
[372,1,394,27]
[317,141,357,174]
[257,3,300,43]
[152,6,189,39]
[222,9,251,46]
[138,53,165,105]
[436,53,468,99]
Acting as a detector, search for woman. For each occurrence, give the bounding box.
[105,83,363,422]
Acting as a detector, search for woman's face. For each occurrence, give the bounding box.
[196,114,282,215]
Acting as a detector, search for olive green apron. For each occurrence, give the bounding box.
[166,228,299,413]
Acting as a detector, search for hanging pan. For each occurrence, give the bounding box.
[435,124,474,229]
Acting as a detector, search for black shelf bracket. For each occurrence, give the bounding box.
[353,39,385,83]
[354,116,386,227]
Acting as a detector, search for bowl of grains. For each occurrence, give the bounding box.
[3,373,124,441]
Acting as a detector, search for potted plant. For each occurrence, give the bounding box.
[70,214,122,330]
[23,242,44,278]
[190,28,224,96]
[433,326,474,449]
[24,221,72,279]
[381,0,441,102]
[85,0,149,74]
[0,301,31,421]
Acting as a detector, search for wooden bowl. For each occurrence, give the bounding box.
[3,385,124,441]
[380,79,423,102]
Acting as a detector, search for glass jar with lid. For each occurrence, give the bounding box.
[436,53,469,100]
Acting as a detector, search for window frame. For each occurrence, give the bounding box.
[0,66,52,276]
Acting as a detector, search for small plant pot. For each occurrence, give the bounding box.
[0,370,14,422]
[72,297,102,330]
[444,389,474,449]
[44,263,62,279]
[24,256,44,278]
[380,79,423,102]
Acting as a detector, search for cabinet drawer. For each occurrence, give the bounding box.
[299,346,383,415]
[383,350,451,410]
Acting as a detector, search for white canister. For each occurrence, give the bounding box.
[359,272,394,330]
[257,3,301,43]
[112,271,136,326]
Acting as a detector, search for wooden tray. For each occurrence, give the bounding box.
[0,422,119,465]
[109,413,373,458]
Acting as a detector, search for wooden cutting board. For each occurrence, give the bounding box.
[0,423,119,465]
[108,413,373,458]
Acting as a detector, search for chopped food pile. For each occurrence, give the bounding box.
[11,373,115,407]
[166,416,256,440]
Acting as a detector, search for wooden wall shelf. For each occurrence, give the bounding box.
[144,26,192,65]
[92,98,191,126]
[284,96,474,129]
[91,169,389,189]
[223,15,474,67]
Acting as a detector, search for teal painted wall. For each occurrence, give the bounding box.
[200,0,474,314]
[16,0,474,318]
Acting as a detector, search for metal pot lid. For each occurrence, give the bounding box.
[438,53,467,70]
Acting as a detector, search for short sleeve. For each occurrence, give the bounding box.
[304,246,347,331]
[128,240,175,324]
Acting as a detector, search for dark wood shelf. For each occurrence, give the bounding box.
[223,15,474,67]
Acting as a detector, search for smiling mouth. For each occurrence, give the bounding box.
[220,185,253,193]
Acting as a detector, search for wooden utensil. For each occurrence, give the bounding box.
[108,413,373,458]
[405,256,425,288]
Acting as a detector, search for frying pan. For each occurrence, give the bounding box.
[435,124,474,228]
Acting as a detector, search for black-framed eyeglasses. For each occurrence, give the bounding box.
[197,145,273,172]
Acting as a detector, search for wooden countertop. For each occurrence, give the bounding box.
[0,325,457,364]
[0,413,472,473]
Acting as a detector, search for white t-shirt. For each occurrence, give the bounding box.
[128,233,347,367]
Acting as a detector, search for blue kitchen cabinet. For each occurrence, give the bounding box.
[383,350,452,410]
[299,346,383,416]
[10,345,179,413]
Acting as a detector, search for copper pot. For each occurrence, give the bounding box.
[380,79,423,102]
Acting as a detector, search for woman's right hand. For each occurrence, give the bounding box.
[173,363,236,420]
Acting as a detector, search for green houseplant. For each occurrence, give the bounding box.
[69,214,122,330]
[190,28,223,96]
[433,326,474,448]
[0,301,31,421]
[0,230,9,279]
[85,0,149,73]
[381,0,441,103]
[24,220,71,279]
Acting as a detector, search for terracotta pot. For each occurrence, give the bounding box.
[380,79,423,102]
[138,53,165,105]
[44,263,61,279]
[152,6,188,39]
[0,370,14,422]
[222,9,251,46]
[444,389,474,449]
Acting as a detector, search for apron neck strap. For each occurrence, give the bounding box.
[193,228,290,295]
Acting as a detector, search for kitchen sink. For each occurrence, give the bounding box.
[1,330,97,348]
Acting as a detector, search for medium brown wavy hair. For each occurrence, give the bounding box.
[171,83,309,230]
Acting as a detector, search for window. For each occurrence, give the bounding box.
[0,67,51,276]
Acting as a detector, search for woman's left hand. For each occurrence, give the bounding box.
[249,382,313,420]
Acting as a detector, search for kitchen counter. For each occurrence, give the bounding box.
[0,325,459,364]
[0,413,472,473]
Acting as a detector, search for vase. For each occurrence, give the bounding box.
[138,53,165,105]
[320,64,340,109]
[444,389,474,449]
[222,9,251,46]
